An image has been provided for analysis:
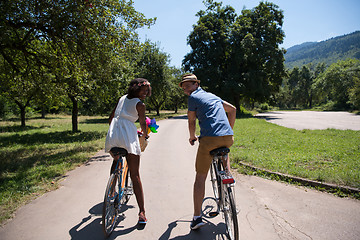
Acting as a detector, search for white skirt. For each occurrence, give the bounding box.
[105,117,141,156]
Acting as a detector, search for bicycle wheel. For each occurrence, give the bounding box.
[209,162,220,200]
[120,170,133,205]
[201,197,219,218]
[222,185,239,240]
[102,173,119,237]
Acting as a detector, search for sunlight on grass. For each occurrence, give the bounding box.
[0,115,108,223]
[1,112,359,223]
[231,118,360,189]
[0,111,186,223]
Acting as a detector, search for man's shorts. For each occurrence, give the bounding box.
[195,135,234,174]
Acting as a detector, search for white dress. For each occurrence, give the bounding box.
[105,95,142,155]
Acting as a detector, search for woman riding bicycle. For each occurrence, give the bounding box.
[105,78,151,224]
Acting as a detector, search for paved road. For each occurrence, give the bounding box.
[1,116,360,240]
[255,111,360,130]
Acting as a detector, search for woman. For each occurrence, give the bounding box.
[105,78,151,224]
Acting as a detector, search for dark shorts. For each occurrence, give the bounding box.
[195,135,234,174]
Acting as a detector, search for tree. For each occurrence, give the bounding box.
[314,59,360,110]
[166,67,187,113]
[136,41,173,116]
[0,41,49,126]
[230,1,286,109]
[1,0,155,131]
[183,0,286,111]
[183,0,236,101]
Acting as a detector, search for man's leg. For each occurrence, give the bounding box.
[193,172,207,216]
[191,172,207,230]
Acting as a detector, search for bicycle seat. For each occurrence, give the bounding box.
[210,147,230,156]
[110,147,128,157]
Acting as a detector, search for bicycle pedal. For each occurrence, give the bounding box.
[209,212,219,217]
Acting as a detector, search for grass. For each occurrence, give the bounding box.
[0,110,185,224]
[231,118,360,191]
[0,115,109,224]
[1,110,359,223]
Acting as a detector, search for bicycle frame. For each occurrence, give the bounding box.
[207,147,239,240]
[113,156,129,204]
[212,154,227,206]
[102,148,132,238]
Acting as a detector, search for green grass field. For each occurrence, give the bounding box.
[0,112,359,223]
[231,118,360,190]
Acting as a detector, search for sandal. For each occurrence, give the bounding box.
[138,212,147,224]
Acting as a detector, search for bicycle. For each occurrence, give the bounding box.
[102,147,133,238]
[201,147,239,240]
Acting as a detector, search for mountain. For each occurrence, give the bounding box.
[284,31,360,69]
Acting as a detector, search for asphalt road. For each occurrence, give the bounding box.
[1,114,359,240]
[255,111,360,130]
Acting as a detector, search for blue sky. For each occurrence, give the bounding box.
[133,0,360,68]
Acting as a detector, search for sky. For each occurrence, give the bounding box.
[132,0,360,68]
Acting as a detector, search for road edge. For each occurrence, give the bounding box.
[237,161,360,197]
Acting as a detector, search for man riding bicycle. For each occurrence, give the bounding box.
[179,73,236,230]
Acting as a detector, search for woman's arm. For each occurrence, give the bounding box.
[136,101,148,138]
[108,107,116,125]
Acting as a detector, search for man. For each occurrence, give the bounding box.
[179,73,236,230]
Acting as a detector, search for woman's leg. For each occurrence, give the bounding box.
[126,154,146,219]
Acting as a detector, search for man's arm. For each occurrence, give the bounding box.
[187,110,197,145]
[222,101,236,129]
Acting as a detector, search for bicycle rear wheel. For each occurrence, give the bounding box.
[102,173,119,237]
[222,185,239,240]
[209,162,220,200]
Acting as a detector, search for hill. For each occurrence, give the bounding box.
[284,31,360,69]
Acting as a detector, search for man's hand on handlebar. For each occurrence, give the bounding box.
[189,136,198,146]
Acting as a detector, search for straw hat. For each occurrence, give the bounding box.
[179,74,200,87]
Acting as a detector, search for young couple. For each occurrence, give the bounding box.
[105,74,236,230]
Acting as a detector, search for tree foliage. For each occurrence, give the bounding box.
[277,59,360,111]
[314,59,360,110]
[0,0,155,130]
[183,0,286,111]
[135,41,175,115]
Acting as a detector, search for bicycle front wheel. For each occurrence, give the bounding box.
[102,173,119,237]
[222,185,239,240]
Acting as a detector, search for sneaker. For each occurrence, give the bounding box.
[190,217,205,230]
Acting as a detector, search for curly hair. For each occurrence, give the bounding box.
[127,78,151,98]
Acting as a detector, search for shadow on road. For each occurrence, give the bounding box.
[170,115,188,120]
[69,202,138,240]
[158,219,228,240]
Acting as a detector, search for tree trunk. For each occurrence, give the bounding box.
[69,95,79,132]
[20,105,26,127]
[174,104,178,114]
[156,107,160,116]
[14,100,27,127]
[41,105,46,119]
[233,95,241,113]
